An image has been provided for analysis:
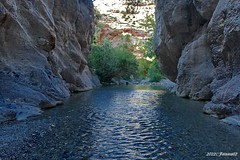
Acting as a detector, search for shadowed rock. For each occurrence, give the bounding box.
[154,0,240,119]
[0,0,100,122]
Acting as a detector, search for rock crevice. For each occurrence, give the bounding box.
[154,0,240,119]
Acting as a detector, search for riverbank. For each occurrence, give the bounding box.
[103,78,176,92]
[0,117,56,159]
[1,79,240,127]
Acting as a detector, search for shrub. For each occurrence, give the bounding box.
[147,59,164,82]
[89,39,138,82]
[138,58,151,79]
[115,48,138,80]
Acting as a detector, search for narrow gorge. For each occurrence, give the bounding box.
[0,0,240,159]
[1,0,240,124]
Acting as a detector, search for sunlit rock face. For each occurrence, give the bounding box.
[94,0,155,58]
[94,0,155,30]
[154,0,240,118]
[0,0,100,122]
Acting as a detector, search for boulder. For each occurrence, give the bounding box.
[159,79,177,93]
[221,115,240,127]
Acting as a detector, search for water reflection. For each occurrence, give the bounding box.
[87,88,170,159]
[13,85,240,159]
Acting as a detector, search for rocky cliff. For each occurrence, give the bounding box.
[94,0,155,58]
[0,0,100,122]
[154,0,240,119]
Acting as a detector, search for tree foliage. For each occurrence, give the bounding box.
[138,58,151,79]
[147,59,164,82]
[89,39,138,82]
[91,1,164,82]
[137,13,165,81]
[124,0,140,14]
[139,14,155,33]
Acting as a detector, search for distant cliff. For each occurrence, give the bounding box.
[154,0,240,119]
[93,0,155,58]
[0,0,100,122]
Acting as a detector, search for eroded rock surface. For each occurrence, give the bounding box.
[0,0,100,122]
[154,0,240,119]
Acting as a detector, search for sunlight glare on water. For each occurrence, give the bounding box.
[15,85,240,160]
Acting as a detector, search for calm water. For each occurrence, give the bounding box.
[11,86,240,159]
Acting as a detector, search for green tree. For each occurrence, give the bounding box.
[115,48,138,79]
[139,14,155,58]
[89,39,138,82]
[119,34,134,51]
[138,13,165,81]
[89,40,117,82]
[138,58,151,79]
[147,59,164,82]
[139,14,155,33]
[142,36,155,58]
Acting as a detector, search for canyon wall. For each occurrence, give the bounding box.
[154,0,240,118]
[0,0,100,122]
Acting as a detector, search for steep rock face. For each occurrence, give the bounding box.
[204,0,240,117]
[154,0,206,82]
[177,26,215,100]
[0,0,100,122]
[154,0,240,118]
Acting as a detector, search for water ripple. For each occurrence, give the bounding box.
[78,90,174,160]
[9,86,240,160]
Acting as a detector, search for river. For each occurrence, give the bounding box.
[0,85,240,159]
